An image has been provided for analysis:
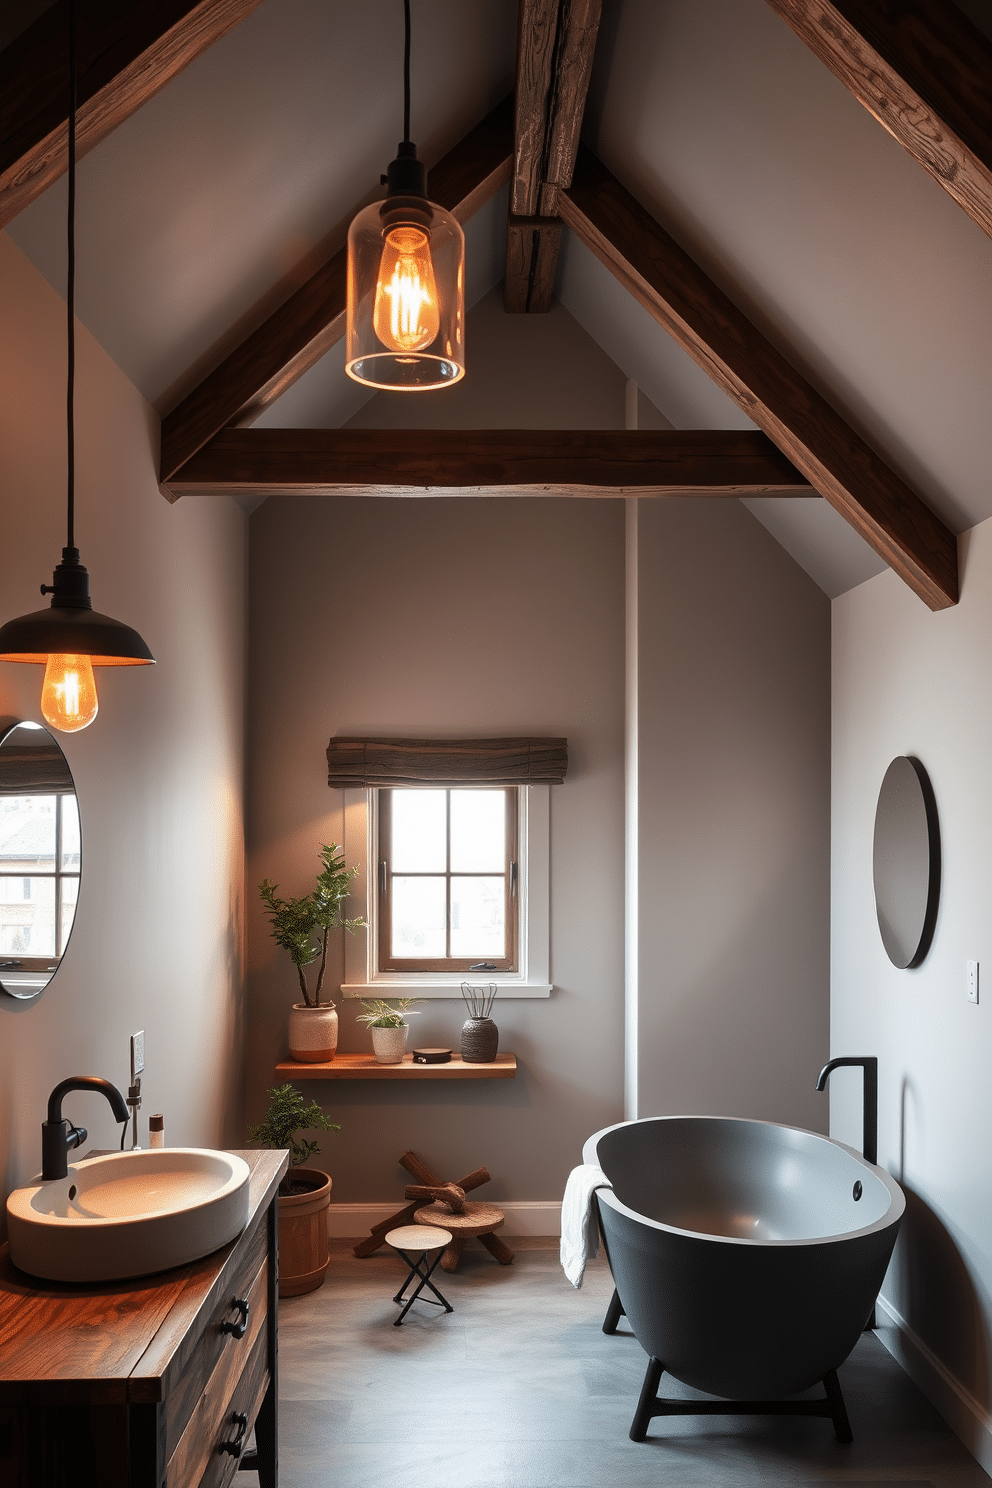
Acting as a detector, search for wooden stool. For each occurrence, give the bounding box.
[353,1150,504,1261]
[413,1200,514,1272]
[385,1225,454,1325]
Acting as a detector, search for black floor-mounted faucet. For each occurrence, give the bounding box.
[815,1056,878,1164]
[42,1076,130,1180]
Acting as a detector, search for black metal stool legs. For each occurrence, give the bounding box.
[392,1246,455,1324]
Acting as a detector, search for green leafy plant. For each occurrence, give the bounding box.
[355,997,424,1028]
[259,843,365,1007]
[247,1084,340,1193]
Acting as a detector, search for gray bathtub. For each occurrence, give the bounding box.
[583,1115,904,1437]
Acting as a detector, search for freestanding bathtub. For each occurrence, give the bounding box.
[583,1115,905,1442]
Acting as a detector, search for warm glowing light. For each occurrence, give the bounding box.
[41,653,98,732]
[372,226,440,352]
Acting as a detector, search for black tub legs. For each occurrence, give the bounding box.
[602,1287,625,1335]
[629,1357,855,1444]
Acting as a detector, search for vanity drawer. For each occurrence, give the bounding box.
[164,1217,267,1458]
[165,1264,268,1488]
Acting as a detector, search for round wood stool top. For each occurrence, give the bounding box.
[414,1201,505,1238]
[385,1225,453,1253]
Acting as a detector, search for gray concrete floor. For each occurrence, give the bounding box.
[238,1237,991,1488]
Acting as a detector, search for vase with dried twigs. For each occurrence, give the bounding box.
[460,981,499,1063]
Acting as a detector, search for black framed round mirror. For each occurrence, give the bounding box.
[0,721,81,1000]
[872,755,940,969]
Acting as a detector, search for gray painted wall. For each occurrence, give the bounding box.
[0,235,247,1224]
[833,527,992,1472]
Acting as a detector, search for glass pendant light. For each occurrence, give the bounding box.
[0,0,154,732]
[345,0,465,391]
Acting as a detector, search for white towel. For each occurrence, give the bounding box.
[560,1163,613,1289]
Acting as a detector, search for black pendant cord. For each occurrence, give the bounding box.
[66,0,76,555]
[403,0,411,145]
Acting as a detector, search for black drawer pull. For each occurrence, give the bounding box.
[219,1411,249,1457]
[221,1297,249,1339]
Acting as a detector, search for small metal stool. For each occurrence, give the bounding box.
[385,1225,454,1325]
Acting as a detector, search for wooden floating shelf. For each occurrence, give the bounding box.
[275,1052,517,1080]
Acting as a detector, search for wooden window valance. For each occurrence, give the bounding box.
[326,736,568,788]
[0,745,74,795]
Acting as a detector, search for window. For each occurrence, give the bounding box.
[378,788,517,972]
[341,783,551,998]
[0,792,81,964]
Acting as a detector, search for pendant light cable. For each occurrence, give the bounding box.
[66,0,76,554]
[403,0,411,145]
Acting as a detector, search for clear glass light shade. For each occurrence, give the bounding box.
[346,202,464,390]
[41,654,98,732]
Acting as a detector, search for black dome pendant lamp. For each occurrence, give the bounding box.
[0,0,154,732]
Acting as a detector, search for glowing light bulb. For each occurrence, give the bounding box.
[372,226,440,353]
[41,653,98,732]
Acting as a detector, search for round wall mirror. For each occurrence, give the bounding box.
[872,755,939,969]
[0,721,81,1000]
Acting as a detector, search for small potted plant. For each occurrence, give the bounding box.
[259,843,365,1063]
[248,1083,339,1296]
[355,998,424,1064]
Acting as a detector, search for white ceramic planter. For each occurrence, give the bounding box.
[371,1023,408,1064]
[288,1002,338,1062]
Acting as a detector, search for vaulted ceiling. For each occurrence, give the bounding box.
[3,0,992,604]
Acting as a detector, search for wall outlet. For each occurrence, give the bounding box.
[131,1030,145,1078]
[966,961,979,1005]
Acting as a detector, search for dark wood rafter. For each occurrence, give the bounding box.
[0,0,265,231]
[159,97,515,484]
[506,0,602,312]
[161,428,812,499]
[765,0,992,243]
[559,146,958,610]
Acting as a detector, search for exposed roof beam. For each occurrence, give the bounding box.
[560,145,958,610]
[506,0,601,312]
[0,0,264,231]
[765,0,992,242]
[161,428,813,500]
[160,97,515,485]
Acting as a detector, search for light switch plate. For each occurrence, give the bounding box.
[966,961,979,1005]
[131,1030,145,1077]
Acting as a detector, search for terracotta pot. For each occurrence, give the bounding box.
[371,1023,408,1064]
[278,1166,331,1296]
[288,1001,338,1062]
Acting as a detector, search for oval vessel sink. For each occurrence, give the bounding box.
[6,1148,250,1283]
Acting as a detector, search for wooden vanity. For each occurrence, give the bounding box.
[0,1148,286,1488]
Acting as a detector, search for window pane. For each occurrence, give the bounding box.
[392,876,446,958]
[450,876,505,957]
[60,876,79,955]
[0,876,56,956]
[390,790,446,872]
[61,795,81,871]
[0,795,56,872]
[450,790,505,872]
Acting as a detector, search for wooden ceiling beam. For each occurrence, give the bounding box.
[559,145,958,610]
[159,97,514,485]
[765,0,992,242]
[0,0,265,231]
[161,428,813,500]
[506,0,602,312]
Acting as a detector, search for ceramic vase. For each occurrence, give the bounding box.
[288,1002,338,1063]
[461,1016,499,1063]
[371,1023,408,1064]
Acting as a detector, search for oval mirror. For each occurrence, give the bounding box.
[872,755,939,969]
[0,721,80,1000]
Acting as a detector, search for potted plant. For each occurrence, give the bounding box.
[356,998,424,1063]
[248,1083,339,1296]
[259,842,365,1062]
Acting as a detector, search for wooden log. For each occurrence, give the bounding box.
[403,1184,467,1213]
[479,1232,515,1265]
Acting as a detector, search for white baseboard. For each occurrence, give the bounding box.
[326,1200,561,1239]
[876,1292,992,1476]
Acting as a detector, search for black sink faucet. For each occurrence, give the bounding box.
[42,1076,130,1180]
[815,1056,878,1164]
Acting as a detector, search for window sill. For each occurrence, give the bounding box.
[341,981,552,1000]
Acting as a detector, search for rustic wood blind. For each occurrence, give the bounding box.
[326,736,568,788]
[0,744,75,795]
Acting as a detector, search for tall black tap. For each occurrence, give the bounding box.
[815,1056,878,1164]
[42,1076,130,1180]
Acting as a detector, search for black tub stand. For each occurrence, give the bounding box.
[602,1286,625,1334]
[629,1357,854,1444]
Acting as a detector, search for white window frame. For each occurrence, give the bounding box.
[341,784,552,998]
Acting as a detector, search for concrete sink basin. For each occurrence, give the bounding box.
[6,1147,251,1283]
